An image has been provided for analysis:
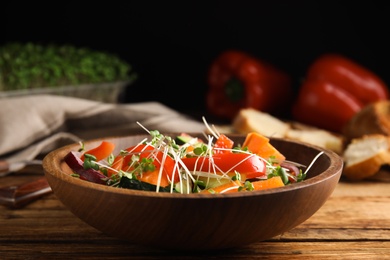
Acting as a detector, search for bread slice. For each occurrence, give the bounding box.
[232,108,290,138]
[232,108,344,154]
[286,128,344,154]
[343,101,390,140]
[342,134,390,180]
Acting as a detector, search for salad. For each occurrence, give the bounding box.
[64,120,323,194]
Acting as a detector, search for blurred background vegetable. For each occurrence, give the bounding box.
[0,42,136,91]
[206,50,292,121]
[292,54,389,132]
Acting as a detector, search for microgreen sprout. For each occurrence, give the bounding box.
[107,154,115,165]
[83,154,99,170]
[193,144,208,156]
[238,181,254,192]
[231,171,241,181]
[78,142,85,152]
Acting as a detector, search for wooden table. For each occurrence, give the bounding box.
[1,173,389,259]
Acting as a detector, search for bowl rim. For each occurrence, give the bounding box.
[43,134,343,199]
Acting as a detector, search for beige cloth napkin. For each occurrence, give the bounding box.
[0,95,206,162]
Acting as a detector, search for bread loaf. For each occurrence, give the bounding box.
[342,134,390,180]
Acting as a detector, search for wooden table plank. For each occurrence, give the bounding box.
[1,177,390,259]
[1,242,389,259]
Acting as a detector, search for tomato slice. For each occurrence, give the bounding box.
[213,134,234,154]
[182,153,266,180]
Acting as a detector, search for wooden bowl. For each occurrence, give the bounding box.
[43,134,343,250]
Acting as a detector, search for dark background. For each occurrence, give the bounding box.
[3,1,390,120]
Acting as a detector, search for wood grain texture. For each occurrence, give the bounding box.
[1,181,390,258]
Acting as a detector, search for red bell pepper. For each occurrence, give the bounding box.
[293,54,389,132]
[182,153,267,180]
[206,50,292,120]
